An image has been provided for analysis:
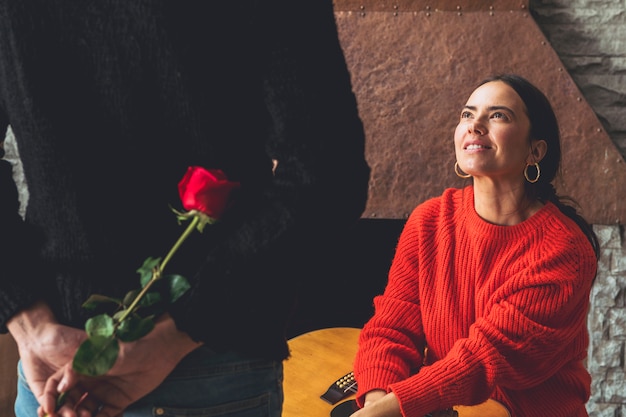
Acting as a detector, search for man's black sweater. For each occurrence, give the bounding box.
[0,0,370,360]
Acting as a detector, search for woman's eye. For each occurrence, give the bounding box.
[492,112,507,120]
[461,111,472,119]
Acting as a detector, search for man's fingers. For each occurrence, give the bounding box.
[39,365,96,417]
[93,404,124,417]
[74,392,104,417]
[39,390,81,417]
[39,369,65,415]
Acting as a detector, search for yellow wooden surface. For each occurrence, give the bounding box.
[455,400,511,417]
[283,327,360,417]
[282,327,510,417]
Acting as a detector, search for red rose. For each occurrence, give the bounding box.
[178,167,240,220]
[66,166,240,383]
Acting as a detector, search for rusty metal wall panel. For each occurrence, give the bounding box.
[334,0,529,12]
[333,3,625,225]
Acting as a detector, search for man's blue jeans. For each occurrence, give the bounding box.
[15,347,284,417]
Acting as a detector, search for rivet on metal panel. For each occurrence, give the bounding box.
[458,12,462,16]
[520,4,526,9]
[370,213,377,218]
[577,97,582,102]
[426,12,431,17]
[425,5,431,10]
[456,5,461,10]
[490,11,494,16]
[489,6,494,10]
[541,41,546,45]
[558,68,563,72]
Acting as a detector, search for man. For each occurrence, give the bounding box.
[0,1,370,415]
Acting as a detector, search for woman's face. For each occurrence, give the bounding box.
[454,80,542,184]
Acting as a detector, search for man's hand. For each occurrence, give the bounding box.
[39,314,202,417]
[7,301,87,415]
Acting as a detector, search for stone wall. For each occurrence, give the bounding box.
[530,0,626,156]
[530,1,626,415]
[590,226,626,416]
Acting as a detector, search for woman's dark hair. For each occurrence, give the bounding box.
[478,73,600,259]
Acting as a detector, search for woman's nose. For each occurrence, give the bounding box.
[468,120,486,135]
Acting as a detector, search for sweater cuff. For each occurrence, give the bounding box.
[389,374,447,417]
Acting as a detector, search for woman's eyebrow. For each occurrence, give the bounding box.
[463,105,514,113]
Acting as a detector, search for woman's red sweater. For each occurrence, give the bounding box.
[353,186,598,417]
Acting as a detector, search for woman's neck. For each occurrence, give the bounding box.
[472,180,543,226]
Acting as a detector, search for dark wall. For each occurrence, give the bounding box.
[287,219,404,338]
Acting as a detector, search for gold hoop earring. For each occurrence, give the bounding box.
[455,162,471,179]
[524,162,540,183]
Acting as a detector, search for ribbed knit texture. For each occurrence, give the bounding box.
[353,186,597,417]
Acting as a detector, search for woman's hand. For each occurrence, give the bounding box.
[351,391,402,417]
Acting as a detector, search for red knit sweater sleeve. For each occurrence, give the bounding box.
[353,187,598,417]
[353,192,444,411]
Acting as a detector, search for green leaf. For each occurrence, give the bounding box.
[85,314,115,338]
[113,309,130,322]
[72,336,119,376]
[122,289,140,308]
[121,289,162,311]
[164,274,191,303]
[139,291,162,307]
[137,257,161,287]
[82,294,122,311]
[116,315,155,342]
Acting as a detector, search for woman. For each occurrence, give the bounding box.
[351,74,599,417]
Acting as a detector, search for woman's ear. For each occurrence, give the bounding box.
[529,139,548,163]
